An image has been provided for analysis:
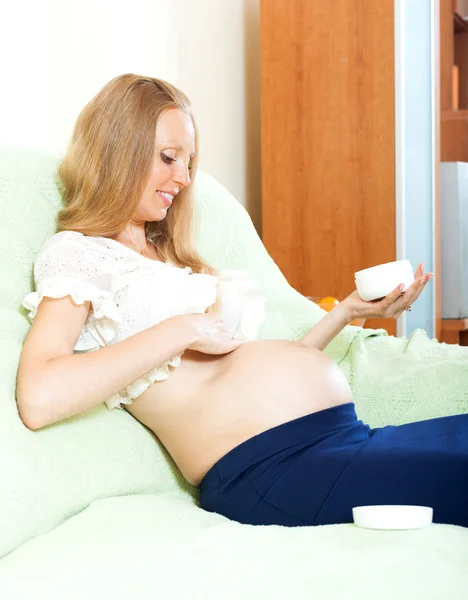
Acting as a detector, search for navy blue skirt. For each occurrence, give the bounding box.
[199,403,468,527]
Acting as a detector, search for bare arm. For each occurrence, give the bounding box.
[17,297,242,430]
[299,265,432,352]
[298,304,351,352]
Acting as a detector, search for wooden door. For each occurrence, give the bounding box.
[260,0,396,334]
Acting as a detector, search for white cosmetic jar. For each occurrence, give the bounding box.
[354,260,415,302]
[352,505,433,530]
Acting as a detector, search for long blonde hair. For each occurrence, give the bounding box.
[57,73,215,276]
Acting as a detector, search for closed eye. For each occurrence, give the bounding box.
[162,152,193,171]
[161,153,176,165]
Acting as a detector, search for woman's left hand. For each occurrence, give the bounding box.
[341,263,433,322]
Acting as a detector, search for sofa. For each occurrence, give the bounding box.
[0,145,467,599]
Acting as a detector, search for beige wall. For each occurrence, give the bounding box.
[175,0,262,232]
[0,0,262,232]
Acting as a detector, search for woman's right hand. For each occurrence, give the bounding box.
[184,313,248,355]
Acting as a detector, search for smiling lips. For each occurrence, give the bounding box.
[157,190,175,207]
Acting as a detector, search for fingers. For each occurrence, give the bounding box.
[225,335,250,353]
[415,263,424,279]
[378,283,405,310]
[374,271,433,318]
[407,273,433,302]
[220,321,248,346]
[412,273,433,301]
[392,273,433,314]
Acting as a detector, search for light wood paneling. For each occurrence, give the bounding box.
[441,112,468,160]
[454,31,468,108]
[260,0,396,334]
[453,0,468,18]
[434,0,442,342]
[441,318,468,344]
[441,2,455,118]
[439,0,468,341]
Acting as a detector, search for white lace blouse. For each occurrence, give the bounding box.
[23,231,265,410]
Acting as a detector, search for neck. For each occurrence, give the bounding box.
[116,223,147,254]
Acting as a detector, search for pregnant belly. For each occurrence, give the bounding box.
[215,339,352,420]
[129,339,353,485]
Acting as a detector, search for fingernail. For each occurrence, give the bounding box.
[421,263,424,272]
[398,284,404,291]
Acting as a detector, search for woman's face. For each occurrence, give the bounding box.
[133,108,196,223]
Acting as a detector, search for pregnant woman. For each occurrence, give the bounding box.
[17,74,468,528]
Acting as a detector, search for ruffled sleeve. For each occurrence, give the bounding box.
[216,270,266,340]
[23,232,122,349]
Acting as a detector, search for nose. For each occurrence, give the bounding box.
[173,161,191,188]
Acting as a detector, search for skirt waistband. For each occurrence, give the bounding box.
[200,402,362,490]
